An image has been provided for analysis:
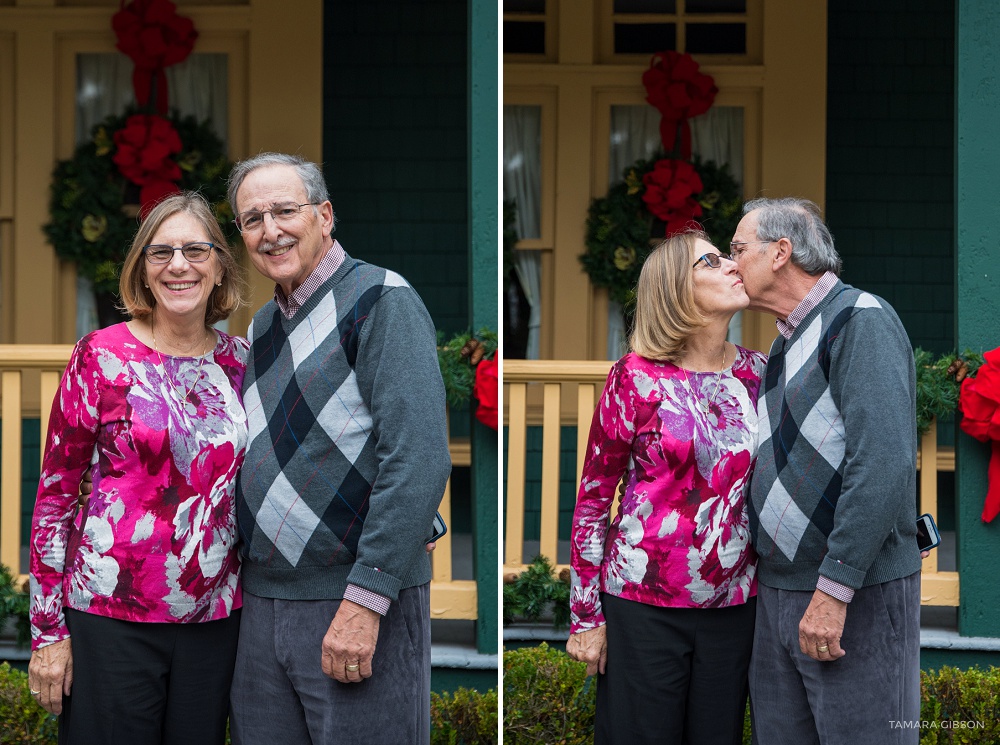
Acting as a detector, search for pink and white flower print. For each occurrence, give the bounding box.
[569,348,766,634]
[29,323,248,649]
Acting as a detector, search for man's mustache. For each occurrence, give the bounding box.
[257,238,295,254]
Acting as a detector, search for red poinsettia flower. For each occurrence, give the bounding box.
[112,114,183,209]
[112,0,198,113]
[642,51,718,157]
[641,159,704,236]
[959,347,1000,521]
[473,355,499,431]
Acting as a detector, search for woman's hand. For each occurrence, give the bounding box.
[28,638,73,715]
[566,625,608,677]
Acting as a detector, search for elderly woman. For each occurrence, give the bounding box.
[567,231,766,745]
[28,191,248,745]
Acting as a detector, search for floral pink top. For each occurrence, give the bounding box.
[569,347,767,634]
[30,322,249,650]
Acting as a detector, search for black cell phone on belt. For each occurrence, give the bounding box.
[916,513,941,552]
[429,511,448,543]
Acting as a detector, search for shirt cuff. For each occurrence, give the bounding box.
[344,584,392,616]
[816,575,855,603]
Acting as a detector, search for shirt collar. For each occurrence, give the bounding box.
[775,271,839,339]
[274,239,347,319]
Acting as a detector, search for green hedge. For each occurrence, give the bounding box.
[501,644,1000,744]
[0,663,497,744]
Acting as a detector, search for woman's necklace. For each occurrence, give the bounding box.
[151,320,212,404]
[681,344,728,414]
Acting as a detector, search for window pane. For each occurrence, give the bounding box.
[503,106,542,240]
[614,0,676,12]
[614,23,676,54]
[504,20,546,54]
[504,0,545,12]
[686,0,746,12]
[610,105,661,185]
[685,22,746,54]
[77,53,229,148]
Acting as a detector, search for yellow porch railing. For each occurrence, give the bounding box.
[503,359,959,607]
[0,345,476,620]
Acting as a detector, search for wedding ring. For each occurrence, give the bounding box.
[817,645,829,653]
[346,663,360,672]
[30,689,40,695]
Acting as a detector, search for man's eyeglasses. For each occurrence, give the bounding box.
[692,253,731,269]
[236,202,321,233]
[728,240,773,259]
[143,242,216,264]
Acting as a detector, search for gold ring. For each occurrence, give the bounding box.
[817,645,829,652]
[346,663,360,672]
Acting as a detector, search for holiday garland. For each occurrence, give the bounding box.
[581,51,743,311]
[45,110,233,295]
[582,154,741,308]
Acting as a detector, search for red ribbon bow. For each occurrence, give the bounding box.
[641,51,718,160]
[473,355,499,431]
[112,0,197,115]
[112,114,183,213]
[641,158,704,237]
[959,347,1000,522]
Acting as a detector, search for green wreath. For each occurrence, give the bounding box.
[44,109,235,295]
[581,154,742,310]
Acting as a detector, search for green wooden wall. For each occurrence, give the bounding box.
[826,0,955,356]
[321,0,469,337]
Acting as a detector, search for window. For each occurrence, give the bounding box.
[503,0,558,62]
[598,0,762,64]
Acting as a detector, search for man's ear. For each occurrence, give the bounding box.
[771,237,794,270]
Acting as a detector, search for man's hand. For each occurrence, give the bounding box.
[566,626,608,677]
[799,589,848,662]
[79,465,93,506]
[321,599,381,683]
[28,638,73,715]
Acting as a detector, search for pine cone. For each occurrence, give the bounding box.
[460,339,480,358]
[558,567,571,583]
[947,359,969,382]
[470,345,486,365]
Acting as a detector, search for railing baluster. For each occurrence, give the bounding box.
[1,370,22,574]
[505,381,528,569]
[39,370,61,466]
[920,419,939,575]
[538,382,561,564]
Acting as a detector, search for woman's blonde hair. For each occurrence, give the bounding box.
[119,191,247,325]
[629,231,709,362]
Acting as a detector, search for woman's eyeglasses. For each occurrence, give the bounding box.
[692,253,732,269]
[143,243,216,264]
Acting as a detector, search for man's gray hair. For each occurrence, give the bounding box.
[227,152,334,229]
[742,197,841,276]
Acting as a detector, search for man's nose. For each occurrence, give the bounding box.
[261,211,283,241]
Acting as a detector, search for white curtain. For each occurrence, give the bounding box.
[74,53,228,338]
[503,105,542,359]
[606,105,744,359]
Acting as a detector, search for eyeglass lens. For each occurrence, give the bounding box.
[145,243,214,264]
[238,202,307,231]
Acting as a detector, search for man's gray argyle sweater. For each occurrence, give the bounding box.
[237,254,451,602]
[748,279,922,592]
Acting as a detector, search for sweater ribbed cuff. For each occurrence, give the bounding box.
[345,563,403,602]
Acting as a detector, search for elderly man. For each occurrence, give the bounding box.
[227,153,451,744]
[733,197,922,745]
